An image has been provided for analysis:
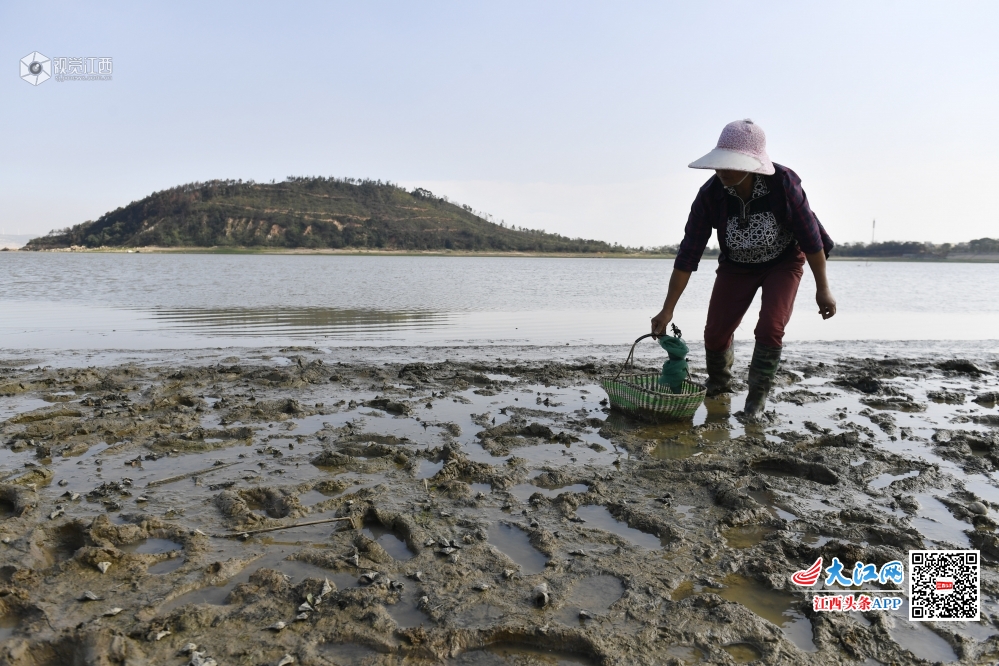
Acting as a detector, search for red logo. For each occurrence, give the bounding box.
[792,557,823,587]
[935,578,954,593]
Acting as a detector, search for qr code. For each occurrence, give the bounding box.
[909,550,980,621]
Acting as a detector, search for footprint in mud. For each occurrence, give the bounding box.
[121,538,185,574]
[664,645,705,664]
[574,505,664,550]
[488,523,548,574]
[721,524,776,549]
[714,575,816,653]
[751,456,838,486]
[450,643,597,665]
[43,522,89,566]
[868,469,919,490]
[0,614,19,643]
[555,574,624,625]
[361,522,414,561]
[0,497,16,519]
[507,481,588,502]
[164,552,355,610]
[722,643,763,663]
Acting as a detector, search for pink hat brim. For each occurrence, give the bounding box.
[688,148,775,175]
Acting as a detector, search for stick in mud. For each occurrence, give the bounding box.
[145,460,241,488]
[211,516,353,539]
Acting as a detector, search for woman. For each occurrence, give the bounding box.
[650,119,837,416]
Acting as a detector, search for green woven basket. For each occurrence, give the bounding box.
[601,333,706,423]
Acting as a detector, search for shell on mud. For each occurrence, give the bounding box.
[294,612,309,621]
[411,571,425,581]
[321,578,334,596]
[359,571,380,584]
[49,507,65,520]
[579,609,594,619]
[969,501,988,515]
[277,656,295,666]
[97,561,111,574]
[502,569,517,579]
[180,643,198,655]
[474,582,491,591]
[532,583,550,607]
[189,653,217,666]
[152,630,171,641]
[79,591,102,601]
[104,607,123,616]
[297,602,314,612]
[439,547,457,556]
[267,621,286,631]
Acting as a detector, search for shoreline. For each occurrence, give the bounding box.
[6,245,999,262]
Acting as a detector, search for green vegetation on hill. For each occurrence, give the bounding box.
[25,177,627,253]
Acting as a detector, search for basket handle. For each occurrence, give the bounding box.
[613,333,656,380]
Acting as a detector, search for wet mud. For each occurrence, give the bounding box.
[0,349,998,664]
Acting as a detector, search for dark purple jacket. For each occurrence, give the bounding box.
[674,163,834,272]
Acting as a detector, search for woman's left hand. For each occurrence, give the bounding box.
[816,287,837,319]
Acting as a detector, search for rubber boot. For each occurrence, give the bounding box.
[743,344,782,416]
[704,347,735,397]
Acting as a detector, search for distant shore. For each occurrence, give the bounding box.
[5,245,999,262]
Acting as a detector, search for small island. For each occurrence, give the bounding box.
[24,178,633,255]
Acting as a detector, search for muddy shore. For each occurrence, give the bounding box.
[1,347,998,665]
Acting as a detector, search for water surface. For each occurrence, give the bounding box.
[2,254,996,349]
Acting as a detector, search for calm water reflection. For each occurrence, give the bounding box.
[1,254,997,349]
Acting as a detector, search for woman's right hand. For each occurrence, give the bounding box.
[651,308,673,337]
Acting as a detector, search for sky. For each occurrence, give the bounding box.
[2,1,997,247]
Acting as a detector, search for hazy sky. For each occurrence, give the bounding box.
[3,1,997,246]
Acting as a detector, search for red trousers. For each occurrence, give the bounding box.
[703,250,805,352]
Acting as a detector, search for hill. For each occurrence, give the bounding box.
[24,178,626,253]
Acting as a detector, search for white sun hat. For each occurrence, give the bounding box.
[688,119,775,175]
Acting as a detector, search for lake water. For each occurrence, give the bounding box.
[1,253,997,351]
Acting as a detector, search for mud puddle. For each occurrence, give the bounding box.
[489,523,548,574]
[362,521,415,560]
[713,574,817,653]
[120,537,185,573]
[508,481,588,502]
[575,505,664,549]
[451,644,597,665]
[888,600,960,663]
[555,574,624,625]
